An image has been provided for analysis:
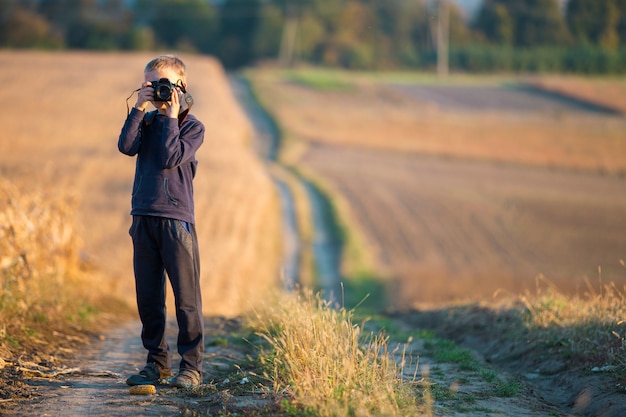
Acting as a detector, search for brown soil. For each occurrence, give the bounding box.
[394,306,626,417]
[3,309,625,416]
[299,142,626,307]
[0,318,284,417]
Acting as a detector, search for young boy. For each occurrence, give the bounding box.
[118,55,204,389]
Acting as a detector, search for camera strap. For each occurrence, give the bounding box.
[126,88,141,116]
[178,92,194,126]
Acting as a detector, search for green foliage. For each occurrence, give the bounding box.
[474,3,515,45]
[473,0,570,47]
[135,0,218,53]
[491,378,522,397]
[3,0,626,73]
[286,69,354,91]
[0,1,64,48]
[427,339,478,371]
[253,3,283,60]
[567,0,625,48]
[446,43,626,73]
[217,0,261,67]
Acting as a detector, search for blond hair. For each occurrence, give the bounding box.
[144,55,186,81]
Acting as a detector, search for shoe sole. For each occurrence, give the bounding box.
[126,379,159,386]
[126,376,173,386]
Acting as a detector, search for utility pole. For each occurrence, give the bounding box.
[279,4,299,68]
[437,0,449,77]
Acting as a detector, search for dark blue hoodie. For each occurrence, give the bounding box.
[118,107,205,224]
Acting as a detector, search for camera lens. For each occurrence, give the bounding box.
[156,84,172,101]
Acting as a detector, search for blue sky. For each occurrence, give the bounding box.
[449,0,483,19]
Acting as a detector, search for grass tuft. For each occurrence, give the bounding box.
[521,277,626,370]
[247,290,425,417]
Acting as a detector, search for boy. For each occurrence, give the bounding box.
[118,55,204,389]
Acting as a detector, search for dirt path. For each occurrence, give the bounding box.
[1,321,182,417]
[2,314,577,417]
[1,318,282,417]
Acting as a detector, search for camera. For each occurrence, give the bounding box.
[151,78,183,101]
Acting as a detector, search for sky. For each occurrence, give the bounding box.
[449,0,483,19]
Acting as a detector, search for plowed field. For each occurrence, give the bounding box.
[301,143,626,307]
[250,70,626,308]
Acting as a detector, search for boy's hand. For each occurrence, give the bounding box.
[134,82,154,112]
[165,88,182,119]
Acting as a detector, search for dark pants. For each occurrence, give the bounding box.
[129,215,203,372]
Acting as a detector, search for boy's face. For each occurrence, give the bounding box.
[144,68,186,111]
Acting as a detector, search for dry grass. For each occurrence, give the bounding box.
[247,290,425,417]
[520,276,626,369]
[0,51,283,317]
[0,178,112,357]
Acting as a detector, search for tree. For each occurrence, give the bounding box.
[37,0,135,50]
[135,0,217,53]
[253,3,283,60]
[474,0,570,46]
[294,9,325,62]
[615,0,626,44]
[217,0,262,68]
[567,0,621,48]
[474,1,514,44]
[0,4,63,48]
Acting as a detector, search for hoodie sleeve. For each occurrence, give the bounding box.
[160,116,205,169]
[118,107,145,156]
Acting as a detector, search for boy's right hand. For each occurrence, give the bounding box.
[134,82,154,112]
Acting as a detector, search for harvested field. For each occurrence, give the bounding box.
[526,74,626,115]
[389,84,623,115]
[250,69,626,308]
[300,143,626,306]
[0,51,282,316]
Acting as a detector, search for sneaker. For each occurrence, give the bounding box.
[171,369,202,389]
[126,363,173,386]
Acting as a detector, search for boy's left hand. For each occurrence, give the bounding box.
[165,88,182,119]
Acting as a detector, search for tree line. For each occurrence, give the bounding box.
[2,0,626,73]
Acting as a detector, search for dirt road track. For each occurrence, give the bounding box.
[2,318,278,417]
[0,321,179,417]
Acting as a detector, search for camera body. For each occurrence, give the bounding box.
[151,78,177,101]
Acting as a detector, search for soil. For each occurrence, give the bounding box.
[2,310,625,416]
[0,318,282,417]
[298,142,626,307]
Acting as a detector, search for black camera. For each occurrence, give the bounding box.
[151,78,185,101]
